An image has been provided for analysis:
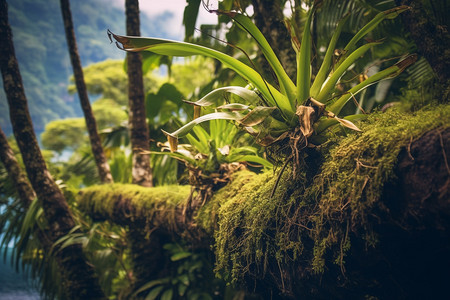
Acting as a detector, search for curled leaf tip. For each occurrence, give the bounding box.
[115,42,124,50]
[395,54,418,71]
[161,129,178,152]
[214,10,237,18]
[335,116,362,132]
[107,29,113,43]
[193,105,201,120]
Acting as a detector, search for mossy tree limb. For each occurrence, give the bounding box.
[78,105,450,299]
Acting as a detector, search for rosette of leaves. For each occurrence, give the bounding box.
[153,118,272,206]
[108,4,416,159]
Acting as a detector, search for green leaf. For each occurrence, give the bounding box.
[338,6,409,66]
[178,283,188,296]
[166,112,245,139]
[146,83,184,120]
[191,122,211,142]
[108,31,295,120]
[217,103,250,111]
[170,251,192,261]
[185,133,208,153]
[134,278,169,296]
[183,0,201,40]
[151,151,197,166]
[178,274,190,286]
[142,52,162,75]
[310,13,350,97]
[226,154,272,168]
[315,114,366,135]
[239,106,276,127]
[160,289,174,300]
[316,41,382,102]
[183,86,260,107]
[297,8,314,105]
[327,54,417,115]
[145,286,165,300]
[227,12,297,103]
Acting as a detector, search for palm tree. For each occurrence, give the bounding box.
[0,0,106,298]
[125,0,153,187]
[60,0,113,184]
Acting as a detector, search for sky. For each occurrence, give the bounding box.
[111,0,219,39]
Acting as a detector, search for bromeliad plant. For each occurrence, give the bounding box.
[109,4,416,162]
[153,118,272,205]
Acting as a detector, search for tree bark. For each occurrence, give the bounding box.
[0,1,106,298]
[252,0,297,82]
[60,0,113,184]
[0,127,36,205]
[126,0,153,187]
[0,126,56,277]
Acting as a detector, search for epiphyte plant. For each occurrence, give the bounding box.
[108,3,416,154]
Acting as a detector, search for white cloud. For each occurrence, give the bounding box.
[111,0,218,39]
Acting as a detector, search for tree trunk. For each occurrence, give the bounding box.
[0,127,36,205]
[126,0,153,187]
[60,0,113,184]
[0,125,57,276]
[0,1,106,298]
[252,0,297,81]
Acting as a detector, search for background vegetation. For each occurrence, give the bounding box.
[0,0,448,299]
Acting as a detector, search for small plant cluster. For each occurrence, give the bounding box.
[154,118,271,205]
[133,242,227,300]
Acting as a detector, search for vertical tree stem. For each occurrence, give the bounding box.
[0,1,106,298]
[126,0,153,187]
[60,0,113,184]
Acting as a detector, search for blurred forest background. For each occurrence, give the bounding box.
[0,0,176,137]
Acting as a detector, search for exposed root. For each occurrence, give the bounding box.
[438,129,450,175]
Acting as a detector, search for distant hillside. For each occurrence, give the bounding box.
[0,0,175,136]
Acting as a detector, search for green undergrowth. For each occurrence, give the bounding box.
[77,184,191,225]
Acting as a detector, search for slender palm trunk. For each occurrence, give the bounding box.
[60,0,113,183]
[126,0,153,187]
[0,1,106,298]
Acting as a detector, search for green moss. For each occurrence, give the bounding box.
[77,104,450,286]
[207,168,300,282]
[307,104,450,272]
[77,184,191,225]
[207,104,450,282]
[195,170,258,234]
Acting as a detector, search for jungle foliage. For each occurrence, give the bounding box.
[1,0,449,299]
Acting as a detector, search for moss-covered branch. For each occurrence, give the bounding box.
[78,105,450,299]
